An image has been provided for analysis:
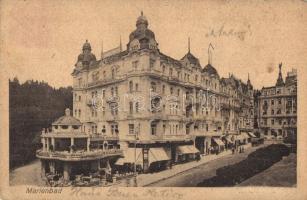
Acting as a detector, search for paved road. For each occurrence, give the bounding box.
[147,146,261,187]
[10,159,45,186]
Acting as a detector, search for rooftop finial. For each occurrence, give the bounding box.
[119,35,122,51]
[248,73,250,81]
[188,37,190,53]
[141,10,143,16]
[86,39,88,43]
[65,108,70,116]
[101,40,104,59]
[208,43,214,65]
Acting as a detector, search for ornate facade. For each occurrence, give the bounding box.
[37,12,257,181]
[257,64,297,139]
[70,12,255,172]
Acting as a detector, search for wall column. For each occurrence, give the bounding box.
[46,138,49,151]
[63,162,71,181]
[51,137,55,151]
[87,138,90,152]
[70,138,74,153]
[49,161,55,173]
[41,160,45,178]
[41,138,46,151]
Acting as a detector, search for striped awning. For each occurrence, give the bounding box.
[248,132,257,138]
[176,145,199,154]
[149,148,171,163]
[115,148,143,165]
[212,138,225,146]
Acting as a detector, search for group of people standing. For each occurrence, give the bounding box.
[231,145,245,154]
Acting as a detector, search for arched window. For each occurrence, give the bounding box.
[169,68,173,76]
[151,122,157,135]
[129,81,133,92]
[136,102,139,113]
[129,101,133,114]
[115,86,118,96]
[135,83,139,91]
[112,68,115,79]
[162,65,166,74]
[151,82,156,92]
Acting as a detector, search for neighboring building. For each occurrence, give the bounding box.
[36,108,122,183]
[257,64,297,139]
[220,74,254,145]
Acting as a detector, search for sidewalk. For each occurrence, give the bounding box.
[116,143,262,187]
[137,150,233,186]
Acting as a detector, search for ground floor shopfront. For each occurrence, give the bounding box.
[40,156,120,185]
[115,141,201,174]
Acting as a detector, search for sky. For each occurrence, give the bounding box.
[1,0,307,89]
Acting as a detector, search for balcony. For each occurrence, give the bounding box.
[89,134,119,141]
[151,134,192,142]
[106,96,120,104]
[36,149,123,161]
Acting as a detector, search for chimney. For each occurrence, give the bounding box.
[65,108,71,116]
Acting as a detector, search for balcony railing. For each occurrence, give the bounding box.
[151,134,192,141]
[36,149,123,161]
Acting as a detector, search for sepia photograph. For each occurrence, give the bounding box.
[1,0,307,199]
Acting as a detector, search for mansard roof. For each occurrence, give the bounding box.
[181,52,201,67]
[202,63,219,77]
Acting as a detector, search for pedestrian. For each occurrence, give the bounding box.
[232,147,235,154]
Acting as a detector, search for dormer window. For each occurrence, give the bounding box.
[72,125,79,129]
[132,61,138,71]
[169,68,173,77]
[150,59,155,69]
[61,125,68,129]
[162,65,166,74]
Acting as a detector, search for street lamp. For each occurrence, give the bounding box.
[134,122,140,187]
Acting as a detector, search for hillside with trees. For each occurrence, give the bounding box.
[9,78,73,169]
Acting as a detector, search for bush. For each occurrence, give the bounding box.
[197,144,290,187]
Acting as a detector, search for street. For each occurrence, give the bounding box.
[146,146,261,187]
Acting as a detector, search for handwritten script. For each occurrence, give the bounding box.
[70,187,184,200]
[205,24,252,41]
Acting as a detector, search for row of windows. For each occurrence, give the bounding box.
[129,81,139,92]
[161,65,218,89]
[262,118,296,126]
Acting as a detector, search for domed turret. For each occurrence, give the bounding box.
[76,40,97,68]
[127,12,158,51]
[136,11,148,28]
[82,40,92,51]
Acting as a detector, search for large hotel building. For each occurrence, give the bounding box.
[36,12,296,184]
[71,12,254,171]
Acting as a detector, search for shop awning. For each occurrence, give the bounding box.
[115,148,143,165]
[241,132,250,139]
[187,145,200,154]
[176,145,197,154]
[149,148,171,163]
[248,132,257,138]
[235,134,244,141]
[212,138,225,146]
[225,137,234,144]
